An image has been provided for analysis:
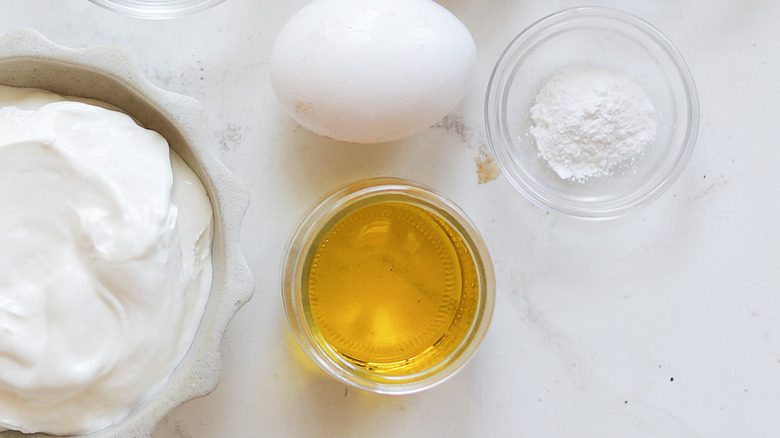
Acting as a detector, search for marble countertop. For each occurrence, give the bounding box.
[2,1,778,436]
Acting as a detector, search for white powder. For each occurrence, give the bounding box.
[528,66,657,182]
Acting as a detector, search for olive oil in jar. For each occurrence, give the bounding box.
[303,199,480,377]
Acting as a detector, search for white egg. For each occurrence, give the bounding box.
[269,0,476,144]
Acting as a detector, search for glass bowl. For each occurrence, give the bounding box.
[282,178,495,394]
[485,7,699,219]
[88,0,226,19]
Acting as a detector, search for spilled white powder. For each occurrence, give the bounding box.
[529,66,657,182]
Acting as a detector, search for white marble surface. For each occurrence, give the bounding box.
[2,0,779,436]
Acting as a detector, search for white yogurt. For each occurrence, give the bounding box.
[0,85,213,435]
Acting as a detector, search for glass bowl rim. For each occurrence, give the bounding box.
[88,0,226,19]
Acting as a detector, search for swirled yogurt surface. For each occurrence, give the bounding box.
[0,85,213,435]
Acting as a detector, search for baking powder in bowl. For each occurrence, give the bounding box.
[528,66,657,182]
[0,85,213,435]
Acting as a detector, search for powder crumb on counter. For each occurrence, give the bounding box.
[528,65,657,182]
[475,145,500,184]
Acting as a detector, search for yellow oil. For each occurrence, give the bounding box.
[303,199,479,377]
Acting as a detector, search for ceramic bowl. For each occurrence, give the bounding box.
[0,28,254,437]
